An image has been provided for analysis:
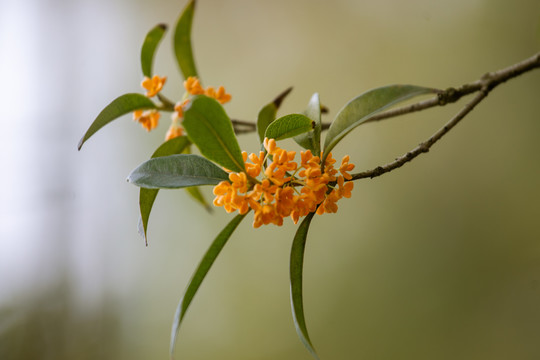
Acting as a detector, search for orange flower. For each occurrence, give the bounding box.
[165,123,183,141]
[184,76,204,95]
[133,110,160,131]
[339,155,355,180]
[212,137,356,227]
[141,75,166,97]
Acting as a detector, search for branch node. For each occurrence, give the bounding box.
[371,166,384,178]
[438,87,459,105]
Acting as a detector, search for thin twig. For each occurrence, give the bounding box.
[350,89,489,180]
[350,51,540,180]
[231,51,540,134]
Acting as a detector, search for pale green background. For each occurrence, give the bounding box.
[1,0,540,359]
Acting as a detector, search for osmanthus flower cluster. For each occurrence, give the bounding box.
[214,139,355,227]
[132,74,231,141]
[77,1,442,359]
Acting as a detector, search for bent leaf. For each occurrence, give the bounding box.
[173,0,198,79]
[256,87,293,143]
[170,213,247,357]
[78,93,157,150]
[290,212,319,360]
[323,85,437,163]
[265,114,314,141]
[127,154,229,189]
[138,136,191,244]
[294,93,322,156]
[141,23,167,77]
[183,96,245,172]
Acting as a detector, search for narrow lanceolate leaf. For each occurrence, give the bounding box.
[141,23,167,77]
[323,85,438,163]
[173,0,198,79]
[78,93,157,150]
[294,93,322,156]
[127,154,230,189]
[256,87,293,143]
[138,136,191,244]
[183,96,245,172]
[265,114,315,141]
[170,213,247,357]
[290,212,319,360]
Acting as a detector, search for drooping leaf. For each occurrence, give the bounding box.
[141,23,167,78]
[265,114,315,141]
[138,136,191,244]
[127,154,230,189]
[183,96,245,172]
[78,94,157,150]
[256,87,293,143]
[173,0,198,79]
[170,213,247,357]
[290,212,319,360]
[294,93,322,156]
[322,85,438,163]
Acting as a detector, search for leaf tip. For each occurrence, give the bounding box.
[158,23,168,31]
[77,138,84,151]
[273,86,293,108]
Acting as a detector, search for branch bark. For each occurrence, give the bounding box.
[350,51,540,180]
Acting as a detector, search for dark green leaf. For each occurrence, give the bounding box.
[265,114,314,141]
[138,136,191,244]
[290,212,319,360]
[323,85,438,163]
[256,87,293,143]
[127,154,230,189]
[294,93,322,156]
[183,96,245,172]
[170,213,247,357]
[78,93,157,150]
[141,24,167,78]
[173,0,198,79]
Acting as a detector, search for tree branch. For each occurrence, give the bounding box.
[350,51,540,180]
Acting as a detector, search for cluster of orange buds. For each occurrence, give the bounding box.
[183,76,232,104]
[213,138,355,228]
[133,75,232,140]
[165,77,232,141]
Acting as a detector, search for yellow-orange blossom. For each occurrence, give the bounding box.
[213,138,355,228]
[133,75,232,140]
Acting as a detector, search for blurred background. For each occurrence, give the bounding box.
[1,0,540,359]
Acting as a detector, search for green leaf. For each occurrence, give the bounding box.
[290,212,319,360]
[183,96,245,172]
[141,23,167,78]
[294,93,322,156]
[127,154,230,189]
[257,103,278,143]
[256,87,293,143]
[173,0,198,79]
[170,213,247,357]
[78,93,157,150]
[322,85,438,163]
[138,136,191,244]
[265,114,315,141]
